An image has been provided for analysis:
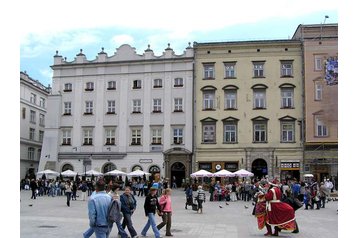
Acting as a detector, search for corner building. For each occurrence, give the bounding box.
[38,44,194,186]
[193,40,304,180]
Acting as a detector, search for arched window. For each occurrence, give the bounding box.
[132,165,143,171]
[62,163,74,172]
[149,165,161,174]
[102,162,116,173]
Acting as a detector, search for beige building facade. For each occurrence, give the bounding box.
[193,40,304,180]
[293,24,338,184]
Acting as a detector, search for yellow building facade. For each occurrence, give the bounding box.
[193,40,304,180]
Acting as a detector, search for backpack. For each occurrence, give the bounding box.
[108,199,122,223]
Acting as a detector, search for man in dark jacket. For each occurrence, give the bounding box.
[141,184,162,238]
[30,179,38,199]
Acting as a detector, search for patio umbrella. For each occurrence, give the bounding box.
[104,169,127,176]
[60,169,77,177]
[233,169,254,177]
[127,169,151,177]
[213,169,235,177]
[37,169,60,177]
[303,174,314,177]
[80,169,103,176]
[190,169,213,178]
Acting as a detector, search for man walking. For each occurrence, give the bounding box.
[30,179,38,199]
[88,179,112,238]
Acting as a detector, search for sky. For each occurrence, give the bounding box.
[19,0,338,86]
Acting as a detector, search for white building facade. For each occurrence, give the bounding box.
[38,44,194,185]
[20,72,50,179]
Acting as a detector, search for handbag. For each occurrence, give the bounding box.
[192,203,198,211]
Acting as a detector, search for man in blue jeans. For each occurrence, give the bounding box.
[87,179,112,238]
[141,183,162,238]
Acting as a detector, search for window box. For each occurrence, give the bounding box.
[151,142,162,145]
[253,107,266,110]
[153,85,162,88]
[203,77,215,80]
[252,141,268,143]
[281,106,294,109]
[63,89,72,92]
[224,77,237,79]
[63,113,72,116]
[173,109,183,112]
[252,76,266,79]
[203,108,215,111]
[152,110,162,113]
[85,88,94,91]
[83,112,93,115]
[224,108,237,111]
[132,111,141,114]
[280,75,294,78]
[107,87,116,90]
[105,142,115,145]
[174,84,183,87]
[132,86,141,89]
[106,112,116,115]
[131,142,141,146]
[61,143,71,146]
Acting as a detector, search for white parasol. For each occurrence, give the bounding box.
[233,169,254,177]
[80,169,103,176]
[60,169,77,177]
[213,169,235,177]
[127,169,151,177]
[104,169,127,176]
[190,169,214,178]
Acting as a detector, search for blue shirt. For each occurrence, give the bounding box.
[88,191,111,227]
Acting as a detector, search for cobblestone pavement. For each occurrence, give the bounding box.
[20,189,338,238]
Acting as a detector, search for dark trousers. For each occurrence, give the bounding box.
[109,220,128,238]
[31,189,37,199]
[71,191,77,200]
[157,212,172,235]
[65,192,71,206]
[122,213,137,237]
[138,188,144,197]
[320,196,326,208]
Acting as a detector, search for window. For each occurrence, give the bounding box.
[314,55,323,71]
[281,122,295,142]
[132,99,141,113]
[64,102,72,115]
[39,130,44,142]
[105,128,116,145]
[131,129,141,145]
[83,128,93,145]
[153,99,162,112]
[203,64,215,79]
[152,128,162,144]
[174,98,183,112]
[133,80,142,89]
[224,63,236,78]
[281,61,293,77]
[253,122,267,142]
[173,128,183,144]
[281,88,294,108]
[85,101,93,114]
[29,128,35,140]
[253,89,266,108]
[22,107,26,119]
[224,90,237,109]
[315,117,328,137]
[62,129,71,145]
[39,114,45,126]
[40,97,45,108]
[30,93,37,104]
[224,123,237,143]
[174,78,183,87]
[28,147,35,160]
[253,62,264,77]
[30,110,36,123]
[202,123,216,143]
[107,81,116,90]
[64,83,72,92]
[315,82,323,101]
[153,79,163,88]
[85,82,94,91]
[107,100,115,114]
[203,91,215,110]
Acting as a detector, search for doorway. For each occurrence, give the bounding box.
[171,162,185,188]
[252,159,268,179]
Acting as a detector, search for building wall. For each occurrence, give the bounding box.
[194,41,304,179]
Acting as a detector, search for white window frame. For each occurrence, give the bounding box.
[281,88,294,108]
[253,122,267,142]
[133,80,142,89]
[29,128,35,140]
[30,93,37,104]
[62,129,71,145]
[203,91,215,110]
[83,128,93,145]
[30,110,36,123]
[39,97,45,108]
[131,129,141,145]
[151,128,162,145]
[224,90,237,109]
[39,114,45,126]
[314,55,323,71]
[64,102,72,115]
[64,83,72,91]
[85,101,93,114]
[174,98,183,112]
[107,100,116,114]
[153,79,163,88]
[315,117,328,137]
[203,64,215,79]
[173,128,184,145]
[281,62,293,76]
[153,99,162,112]
[28,147,35,160]
[224,63,235,78]
[39,130,44,142]
[107,81,116,90]
[85,82,94,91]
[253,62,264,77]
[105,128,116,145]
[281,122,295,142]
[132,99,142,113]
[174,78,184,87]
[253,89,266,108]
[224,123,237,143]
[202,123,216,143]
[315,82,323,101]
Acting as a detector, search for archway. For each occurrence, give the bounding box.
[149,165,161,182]
[62,163,74,172]
[102,162,116,174]
[252,159,268,179]
[171,162,185,188]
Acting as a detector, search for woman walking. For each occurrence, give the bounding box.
[196,185,206,214]
[141,184,162,238]
[64,181,72,207]
[108,183,129,238]
[120,186,138,238]
[157,188,173,236]
[185,185,193,209]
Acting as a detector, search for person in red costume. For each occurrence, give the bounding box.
[264,179,296,236]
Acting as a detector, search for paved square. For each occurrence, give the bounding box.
[20,189,337,238]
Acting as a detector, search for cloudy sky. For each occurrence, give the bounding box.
[20,0,338,86]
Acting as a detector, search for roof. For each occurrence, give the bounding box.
[20,71,50,93]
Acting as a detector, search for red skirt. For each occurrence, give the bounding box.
[266,202,295,229]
